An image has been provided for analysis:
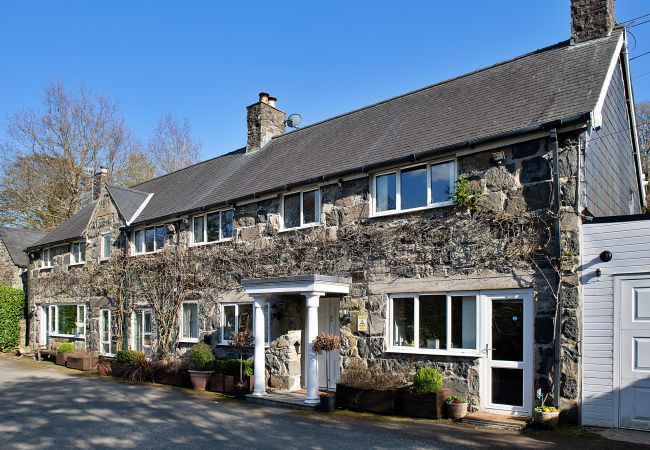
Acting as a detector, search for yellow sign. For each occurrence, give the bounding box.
[356,314,368,333]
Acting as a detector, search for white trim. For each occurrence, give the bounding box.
[131,309,153,359]
[100,232,112,261]
[126,192,154,226]
[180,301,200,342]
[592,32,625,129]
[190,208,235,246]
[280,188,321,231]
[131,224,167,255]
[99,309,115,356]
[47,304,87,339]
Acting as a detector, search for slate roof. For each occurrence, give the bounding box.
[0,227,47,267]
[29,202,97,249]
[106,185,151,223]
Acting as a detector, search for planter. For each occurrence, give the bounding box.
[110,362,130,378]
[534,410,560,429]
[55,353,68,367]
[67,355,98,371]
[319,393,336,413]
[155,368,190,387]
[336,384,400,415]
[398,388,452,419]
[234,382,247,399]
[188,370,213,391]
[223,374,235,394]
[446,401,468,420]
[208,373,225,393]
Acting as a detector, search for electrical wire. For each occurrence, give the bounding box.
[622,12,650,24]
[631,50,650,61]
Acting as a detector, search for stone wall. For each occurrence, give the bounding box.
[0,239,23,289]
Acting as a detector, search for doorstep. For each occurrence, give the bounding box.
[461,412,528,430]
[245,389,320,411]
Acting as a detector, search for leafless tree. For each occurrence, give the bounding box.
[148,114,201,176]
[636,102,650,197]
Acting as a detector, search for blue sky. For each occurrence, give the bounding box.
[1,1,649,160]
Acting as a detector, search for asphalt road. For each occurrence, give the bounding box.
[0,357,646,450]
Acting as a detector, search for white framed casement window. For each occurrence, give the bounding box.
[132,225,166,255]
[180,301,199,342]
[388,292,479,356]
[99,309,118,356]
[371,159,456,216]
[47,304,86,337]
[101,233,112,260]
[221,302,270,345]
[281,188,320,230]
[191,209,234,245]
[42,248,52,268]
[132,309,153,359]
[70,241,86,265]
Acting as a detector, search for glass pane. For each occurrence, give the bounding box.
[80,243,85,262]
[155,226,166,250]
[135,230,144,253]
[193,216,204,243]
[102,310,109,338]
[221,210,234,239]
[103,234,111,258]
[49,307,55,332]
[303,190,318,224]
[135,313,143,352]
[223,305,236,342]
[400,166,427,210]
[451,296,477,349]
[492,299,524,361]
[110,314,118,354]
[183,303,198,339]
[392,297,414,347]
[76,305,85,335]
[57,305,77,335]
[143,312,152,333]
[419,295,447,349]
[492,368,523,406]
[71,243,77,263]
[206,212,220,242]
[283,193,301,229]
[145,227,155,252]
[239,304,253,334]
[431,161,454,204]
[376,173,396,212]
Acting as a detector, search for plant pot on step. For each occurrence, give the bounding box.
[319,393,336,412]
[533,410,560,429]
[446,399,468,420]
[188,370,212,391]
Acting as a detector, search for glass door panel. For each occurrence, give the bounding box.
[491,299,523,362]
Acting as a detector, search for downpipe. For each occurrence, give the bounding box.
[550,128,563,406]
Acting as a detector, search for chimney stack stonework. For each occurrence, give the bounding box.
[246,92,286,153]
[93,166,108,200]
[571,0,616,43]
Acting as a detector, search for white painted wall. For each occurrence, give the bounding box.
[581,218,650,428]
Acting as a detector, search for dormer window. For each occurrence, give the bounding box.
[132,225,166,255]
[282,188,320,230]
[70,242,86,265]
[372,160,456,216]
[192,209,234,245]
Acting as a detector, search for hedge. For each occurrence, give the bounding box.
[0,285,25,351]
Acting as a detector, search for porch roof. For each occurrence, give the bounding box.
[241,274,350,295]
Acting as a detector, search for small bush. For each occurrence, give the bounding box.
[115,349,145,364]
[339,359,409,391]
[216,358,253,377]
[412,368,443,394]
[187,342,215,371]
[57,342,75,355]
[0,285,24,351]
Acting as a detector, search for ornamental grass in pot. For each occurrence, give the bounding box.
[229,331,254,399]
[398,368,451,419]
[187,342,215,390]
[55,342,75,366]
[312,333,342,412]
[445,395,468,420]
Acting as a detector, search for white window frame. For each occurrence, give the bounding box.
[280,188,321,231]
[131,309,153,359]
[387,292,480,357]
[47,304,87,338]
[191,209,235,246]
[70,241,86,265]
[42,248,52,268]
[131,225,166,255]
[179,301,200,343]
[371,159,456,217]
[220,302,270,346]
[99,309,115,356]
[100,233,112,260]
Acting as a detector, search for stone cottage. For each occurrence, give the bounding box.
[0,226,46,290]
[24,0,644,423]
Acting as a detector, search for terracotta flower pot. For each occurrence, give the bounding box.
[534,410,560,428]
[188,370,212,391]
[446,401,468,420]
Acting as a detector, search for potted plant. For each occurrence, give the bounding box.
[533,388,560,428]
[398,368,451,419]
[422,326,442,349]
[229,331,253,399]
[66,348,99,371]
[312,333,342,412]
[111,349,144,378]
[187,342,215,390]
[445,395,468,420]
[55,342,75,366]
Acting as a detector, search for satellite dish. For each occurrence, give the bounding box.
[286,114,302,128]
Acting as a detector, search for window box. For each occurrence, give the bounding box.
[397,388,452,419]
[67,354,99,371]
[335,384,404,415]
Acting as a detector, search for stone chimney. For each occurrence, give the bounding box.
[246,92,286,153]
[571,0,616,44]
[93,166,108,200]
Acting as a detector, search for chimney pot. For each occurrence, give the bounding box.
[268,96,277,107]
[259,92,269,104]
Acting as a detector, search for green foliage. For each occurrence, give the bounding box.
[216,358,253,377]
[412,368,443,394]
[0,285,24,351]
[57,342,75,355]
[451,175,482,211]
[186,342,215,371]
[59,305,78,335]
[115,349,145,364]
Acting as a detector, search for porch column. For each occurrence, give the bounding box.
[303,291,324,404]
[251,295,267,397]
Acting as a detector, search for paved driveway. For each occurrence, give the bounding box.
[0,358,646,449]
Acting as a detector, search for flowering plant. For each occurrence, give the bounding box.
[534,387,559,413]
[446,395,467,404]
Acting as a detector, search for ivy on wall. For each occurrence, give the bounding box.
[0,285,25,351]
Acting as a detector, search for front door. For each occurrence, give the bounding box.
[317,298,340,390]
[484,291,533,415]
[620,278,650,431]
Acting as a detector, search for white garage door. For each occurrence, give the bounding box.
[620,278,650,431]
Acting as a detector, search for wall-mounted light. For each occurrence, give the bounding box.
[599,251,612,262]
[490,151,506,165]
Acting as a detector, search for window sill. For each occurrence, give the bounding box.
[178,338,200,344]
[131,249,162,257]
[69,262,85,267]
[190,238,234,247]
[279,222,321,233]
[49,333,85,339]
[387,347,481,358]
[371,201,454,218]
[218,342,270,348]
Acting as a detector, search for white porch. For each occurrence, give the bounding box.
[242,274,350,404]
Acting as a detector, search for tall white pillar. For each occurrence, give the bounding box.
[252,296,267,397]
[303,291,324,404]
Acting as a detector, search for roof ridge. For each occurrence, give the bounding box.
[107,184,150,196]
[0,225,46,234]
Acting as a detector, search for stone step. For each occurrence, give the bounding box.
[245,392,319,411]
[461,412,528,430]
